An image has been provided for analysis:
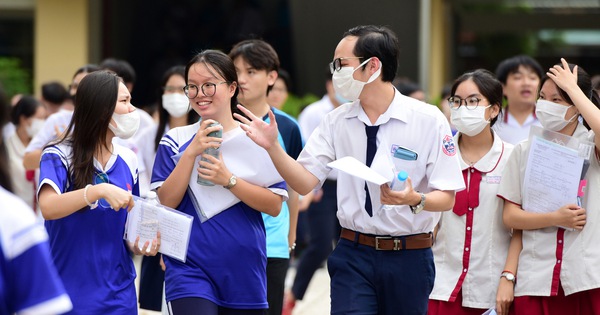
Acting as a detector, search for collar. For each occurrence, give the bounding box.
[345,89,410,126]
[455,130,506,174]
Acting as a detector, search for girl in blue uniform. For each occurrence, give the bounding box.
[151,50,287,315]
[38,70,160,314]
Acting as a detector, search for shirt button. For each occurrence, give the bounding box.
[468,207,473,211]
[557,260,561,264]
[470,169,474,173]
[467,227,471,231]
[558,240,563,244]
[465,247,470,251]
[463,268,468,272]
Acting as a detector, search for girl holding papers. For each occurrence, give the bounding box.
[428,69,514,315]
[37,70,160,314]
[497,59,600,315]
[151,50,287,315]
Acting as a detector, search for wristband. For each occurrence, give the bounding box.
[289,242,296,252]
[84,184,98,209]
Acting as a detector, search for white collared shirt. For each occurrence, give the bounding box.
[430,131,513,308]
[297,89,465,236]
[497,123,596,296]
[492,109,541,145]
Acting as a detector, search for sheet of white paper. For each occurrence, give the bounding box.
[481,308,497,315]
[175,127,284,222]
[327,156,390,185]
[522,136,583,214]
[124,196,194,262]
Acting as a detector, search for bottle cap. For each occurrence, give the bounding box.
[397,170,408,181]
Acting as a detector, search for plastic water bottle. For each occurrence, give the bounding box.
[390,170,408,191]
[381,170,408,210]
[197,121,222,186]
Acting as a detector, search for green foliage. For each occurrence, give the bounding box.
[281,93,320,118]
[0,57,32,99]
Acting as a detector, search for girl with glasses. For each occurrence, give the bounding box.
[151,50,287,315]
[37,70,160,314]
[428,69,515,315]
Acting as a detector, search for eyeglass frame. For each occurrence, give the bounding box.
[163,85,186,94]
[329,57,364,74]
[183,81,228,99]
[447,96,488,110]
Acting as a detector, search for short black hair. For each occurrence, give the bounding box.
[100,58,136,85]
[42,82,69,104]
[343,25,399,82]
[11,95,42,126]
[276,68,292,93]
[495,55,543,84]
[229,39,280,72]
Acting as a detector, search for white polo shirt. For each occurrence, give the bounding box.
[492,109,541,145]
[297,89,465,236]
[430,131,513,308]
[497,123,593,296]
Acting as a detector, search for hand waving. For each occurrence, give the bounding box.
[234,105,279,151]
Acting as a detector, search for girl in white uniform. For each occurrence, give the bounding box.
[497,59,600,315]
[429,69,514,315]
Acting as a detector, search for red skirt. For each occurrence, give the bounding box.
[513,285,600,315]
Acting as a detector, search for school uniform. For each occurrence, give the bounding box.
[25,109,73,153]
[151,122,287,310]
[6,133,35,208]
[429,131,514,312]
[0,186,72,315]
[492,109,541,145]
[297,89,464,314]
[498,123,600,314]
[38,142,139,315]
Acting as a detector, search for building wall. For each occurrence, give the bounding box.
[35,0,89,91]
[289,0,421,96]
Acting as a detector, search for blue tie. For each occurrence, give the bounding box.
[364,124,379,217]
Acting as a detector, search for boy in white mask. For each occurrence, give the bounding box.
[236,25,464,315]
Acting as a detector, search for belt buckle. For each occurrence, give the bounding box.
[375,236,393,250]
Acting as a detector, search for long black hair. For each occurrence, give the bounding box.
[53,70,121,190]
[154,65,199,151]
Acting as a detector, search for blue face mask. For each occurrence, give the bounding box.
[335,93,350,105]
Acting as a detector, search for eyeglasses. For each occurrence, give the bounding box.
[163,85,186,94]
[183,82,228,99]
[448,96,486,110]
[329,57,364,74]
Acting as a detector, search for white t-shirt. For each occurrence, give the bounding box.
[6,133,35,208]
[297,89,465,236]
[25,109,73,153]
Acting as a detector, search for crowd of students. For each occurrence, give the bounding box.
[2,24,600,315]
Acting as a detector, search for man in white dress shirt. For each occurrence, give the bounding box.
[237,25,464,315]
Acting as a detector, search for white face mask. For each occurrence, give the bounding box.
[26,118,45,138]
[332,58,381,101]
[451,105,491,136]
[535,99,576,132]
[162,93,190,118]
[109,110,140,139]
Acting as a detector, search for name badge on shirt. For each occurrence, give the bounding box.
[390,145,418,161]
[486,175,501,184]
